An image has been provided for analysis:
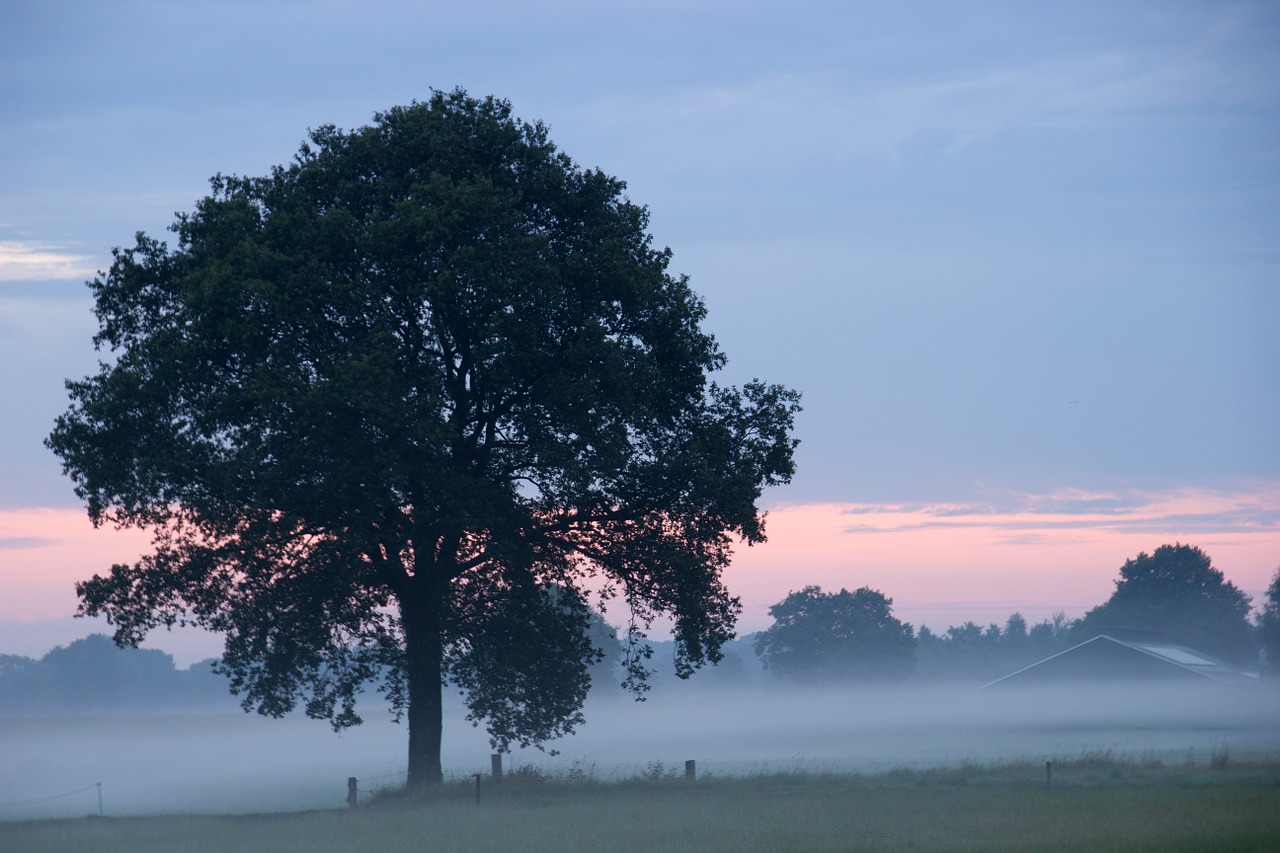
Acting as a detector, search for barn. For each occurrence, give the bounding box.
[982,634,1256,689]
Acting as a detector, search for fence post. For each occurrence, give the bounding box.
[473,773,481,804]
[491,753,503,782]
[96,782,103,816]
[685,760,696,781]
[1045,761,1052,790]
[348,776,358,807]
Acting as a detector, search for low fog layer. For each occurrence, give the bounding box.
[3,680,1277,819]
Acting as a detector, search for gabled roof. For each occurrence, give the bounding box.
[982,634,1255,689]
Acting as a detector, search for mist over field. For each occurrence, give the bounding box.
[4,679,1277,820]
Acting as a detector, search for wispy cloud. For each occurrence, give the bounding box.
[833,485,1280,541]
[0,242,98,282]
[0,536,57,550]
[576,14,1279,174]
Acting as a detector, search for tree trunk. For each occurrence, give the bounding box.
[401,592,445,787]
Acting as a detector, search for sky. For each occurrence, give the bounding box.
[1,0,1278,665]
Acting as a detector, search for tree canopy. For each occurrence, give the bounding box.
[1257,566,1280,675]
[46,89,800,785]
[753,585,915,682]
[1075,544,1254,665]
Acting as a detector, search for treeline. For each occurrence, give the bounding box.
[1,617,1068,718]
[0,634,238,716]
[745,583,1075,686]
[646,612,1077,689]
[5,545,1278,716]
[914,611,1076,683]
[749,544,1280,686]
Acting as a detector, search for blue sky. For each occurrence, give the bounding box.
[1,1,1278,654]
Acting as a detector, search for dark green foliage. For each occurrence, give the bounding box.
[46,89,799,784]
[446,584,599,752]
[1075,544,1255,665]
[1257,566,1280,674]
[754,585,915,682]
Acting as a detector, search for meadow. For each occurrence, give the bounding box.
[3,759,1279,853]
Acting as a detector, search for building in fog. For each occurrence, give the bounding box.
[982,634,1256,689]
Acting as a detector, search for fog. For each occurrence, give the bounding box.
[4,679,1277,820]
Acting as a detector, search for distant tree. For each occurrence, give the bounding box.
[643,641,754,691]
[3,635,177,713]
[0,653,35,682]
[0,636,238,716]
[0,654,36,710]
[1026,611,1074,658]
[913,611,1077,683]
[697,648,753,687]
[1075,544,1254,665]
[178,658,241,707]
[39,634,179,707]
[754,586,915,682]
[1002,612,1028,646]
[945,621,984,646]
[944,621,1001,673]
[584,606,626,694]
[1257,566,1280,674]
[45,90,800,786]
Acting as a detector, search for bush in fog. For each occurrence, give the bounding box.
[754,586,916,682]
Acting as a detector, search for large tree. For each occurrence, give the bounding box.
[47,90,800,786]
[1075,544,1254,665]
[753,585,915,682]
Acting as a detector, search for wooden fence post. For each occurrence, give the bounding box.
[685,760,696,781]
[348,776,358,807]
[491,753,503,782]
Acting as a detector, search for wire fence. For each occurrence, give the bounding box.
[353,769,408,804]
[1,758,702,815]
[0,783,100,810]
[349,768,496,803]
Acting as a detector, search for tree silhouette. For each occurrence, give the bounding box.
[47,90,800,785]
[754,586,915,682]
[1075,544,1254,665]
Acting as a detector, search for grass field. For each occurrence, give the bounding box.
[4,759,1279,853]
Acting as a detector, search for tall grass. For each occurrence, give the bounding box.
[4,761,1278,853]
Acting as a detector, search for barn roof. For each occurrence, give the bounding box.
[982,634,1256,689]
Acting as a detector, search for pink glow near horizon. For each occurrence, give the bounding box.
[1,485,1277,645]
[0,507,152,620]
[728,485,1280,633]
